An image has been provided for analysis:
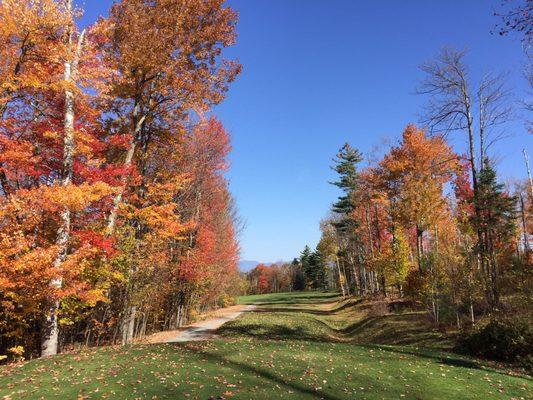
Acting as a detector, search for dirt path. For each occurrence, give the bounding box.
[144,304,256,344]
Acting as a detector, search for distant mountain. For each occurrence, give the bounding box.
[238,260,261,272]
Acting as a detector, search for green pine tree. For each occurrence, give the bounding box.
[309,249,328,289]
[476,160,517,308]
[291,258,306,291]
[300,246,313,289]
[330,143,363,233]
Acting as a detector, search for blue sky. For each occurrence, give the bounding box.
[80,0,531,263]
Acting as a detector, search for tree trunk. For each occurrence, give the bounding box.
[487,228,500,308]
[520,193,530,255]
[432,298,439,323]
[334,256,345,297]
[41,5,85,357]
[106,140,137,235]
[380,273,386,297]
[415,225,424,272]
[121,305,137,345]
[341,260,351,296]
[463,89,488,279]
[523,149,533,198]
[108,107,146,345]
[106,102,146,235]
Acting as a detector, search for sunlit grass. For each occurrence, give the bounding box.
[1,292,530,399]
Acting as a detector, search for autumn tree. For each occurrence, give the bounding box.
[0,0,241,359]
[377,125,458,271]
[96,0,240,235]
[417,48,512,304]
[90,0,241,344]
[388,226,410,296]
[318,218,347,296]
[0,0,119,357]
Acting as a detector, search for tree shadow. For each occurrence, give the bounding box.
[217,322,333,343]
[336,312,451,347]
[196,347,343,399]
[252,293,341,306]
[159,343,390,400]
[229,295,523,380]
[218,316,505,377]
[357,343,522,377]
[252,299,361,316]
[218,308,513,377]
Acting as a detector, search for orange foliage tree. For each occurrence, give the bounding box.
[0,0,241,359]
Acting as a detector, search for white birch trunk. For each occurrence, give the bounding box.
[41,2,85,356]
[524,149,533,198]
[121,305,137,345]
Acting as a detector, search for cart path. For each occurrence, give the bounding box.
[144,304,256,344]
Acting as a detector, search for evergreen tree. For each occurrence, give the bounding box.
[330,143,363,293]
[298,246,328,290]
[291,258,306,291]
[476,160,517,307]
[300,246,313,288]
[331,143,363,232]
[309,249,328,289]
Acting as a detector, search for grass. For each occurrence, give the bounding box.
[233,293,451,348]
[0,292,530,399]
[236,291,339,305]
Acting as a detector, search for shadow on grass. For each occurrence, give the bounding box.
[218,311,515,378]
[199,349,343,399]
[231,294,524,380]
[357,343,521,377]
[219,319,503,376]
[251,293,341,306]
[338,313,449,347]
[253,299,362,316]
[163,343,382,400]
[218,322,333,343]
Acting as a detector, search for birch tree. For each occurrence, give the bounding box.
[417,47,512,310]
[41,0,87,357]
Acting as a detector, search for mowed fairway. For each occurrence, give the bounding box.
[0,292,530,399]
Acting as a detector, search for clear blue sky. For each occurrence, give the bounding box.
[80,0,531,263]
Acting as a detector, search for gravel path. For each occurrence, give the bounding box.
[164,304,256,343]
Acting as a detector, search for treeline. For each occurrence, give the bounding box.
[246,246,330,294]
[0,0,241,359]
[319,49,531,345]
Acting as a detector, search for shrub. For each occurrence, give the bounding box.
[217,293,236,308]
[7,346,25,362]
[458,318,533,367]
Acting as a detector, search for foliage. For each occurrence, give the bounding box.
[246,263,295,294]
[331,143,363,233]
[0,0,241,358]
[458,318,533,367]
[318,122,527,332]
[245,247,329,295]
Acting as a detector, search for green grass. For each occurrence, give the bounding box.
[236,291,338,305]
[1,292,530,399]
